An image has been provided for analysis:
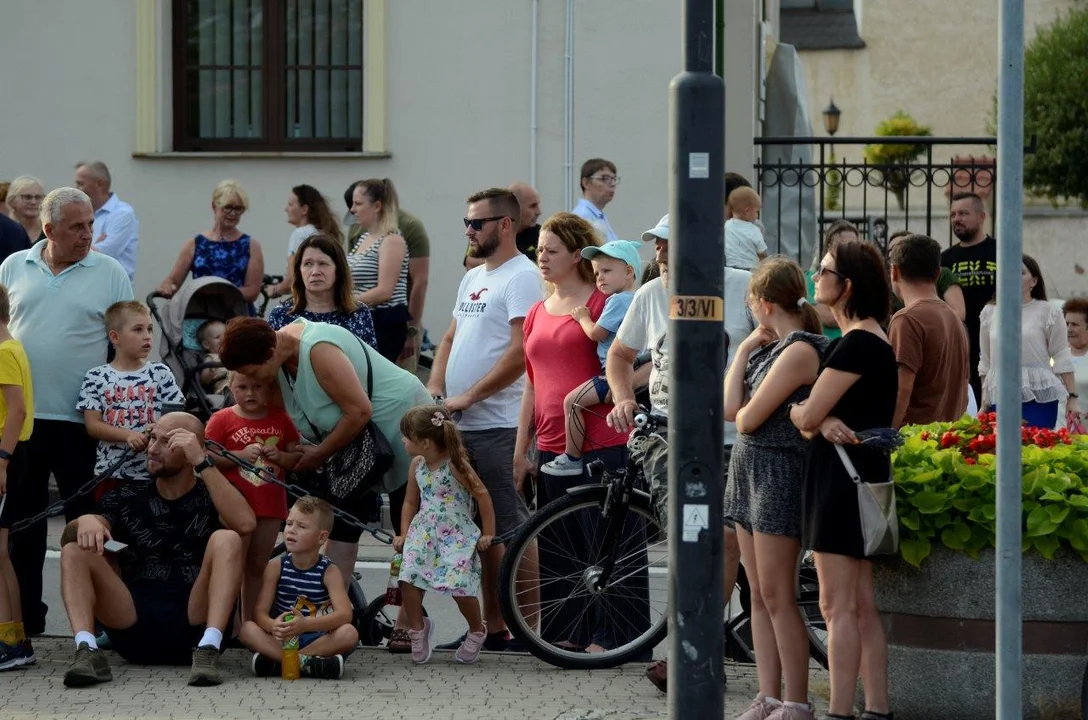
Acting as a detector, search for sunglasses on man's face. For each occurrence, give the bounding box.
[463,216,507,231]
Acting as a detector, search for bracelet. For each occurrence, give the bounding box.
[1069,392,1079,399]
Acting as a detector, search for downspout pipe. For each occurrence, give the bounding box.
[564,0,574,209]
[530,0,539,187]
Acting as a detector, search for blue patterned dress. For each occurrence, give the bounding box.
[191,233,254,313]
[399,459,481,596]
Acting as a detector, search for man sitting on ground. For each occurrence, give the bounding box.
[59,412,256,688]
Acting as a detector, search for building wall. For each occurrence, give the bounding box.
[0,0,765,335]
[792,0,1087,298]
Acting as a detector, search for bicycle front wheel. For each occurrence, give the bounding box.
[498,487,668,669]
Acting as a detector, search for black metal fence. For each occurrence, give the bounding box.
[752,135,1034,266]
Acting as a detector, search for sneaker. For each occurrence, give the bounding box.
[541,454,584,477]
[455,625,488,664]
[738,696,774,720]
[301,654,345,679]
[63,642,112,687]
[188,645,222,686]
[436,629,511,652]
[17,639,35,667]
[767,704,815,720]
[0,641,20,671]
[409,618,435,664]
[251,653,281,678]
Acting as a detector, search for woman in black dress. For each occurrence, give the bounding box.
[789,240,898,720]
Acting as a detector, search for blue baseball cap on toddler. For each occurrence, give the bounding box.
[580,240,643,277]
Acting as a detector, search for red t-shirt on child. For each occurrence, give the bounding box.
[524,289,627,455]
[205,407,299,519]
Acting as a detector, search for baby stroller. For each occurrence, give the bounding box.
[148,277,250,421]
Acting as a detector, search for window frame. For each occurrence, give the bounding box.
[170,0,364,153]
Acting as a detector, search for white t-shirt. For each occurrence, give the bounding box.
[725,218,767,270]
[287,223,318,257]
[446,255,544,430]
[614,270,754,446]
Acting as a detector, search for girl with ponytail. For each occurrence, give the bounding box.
[393,404,496,665]
[721,257,830,720]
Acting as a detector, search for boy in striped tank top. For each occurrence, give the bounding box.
[239,497,358,679]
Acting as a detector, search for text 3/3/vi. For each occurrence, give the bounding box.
[669,295,724,321]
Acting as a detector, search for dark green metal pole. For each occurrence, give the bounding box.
[667,0,726,716]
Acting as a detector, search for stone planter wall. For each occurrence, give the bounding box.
[873,547,1088,719]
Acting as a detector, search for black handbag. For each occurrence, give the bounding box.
[295,339,395,502]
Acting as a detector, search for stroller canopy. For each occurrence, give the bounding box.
[161,276,250,347]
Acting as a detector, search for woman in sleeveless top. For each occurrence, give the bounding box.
[347,178,410,361]
[218,317,431,589]
[157,180,265,313]
[723,258,828,719]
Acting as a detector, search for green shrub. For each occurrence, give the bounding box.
[893,413,1088,567]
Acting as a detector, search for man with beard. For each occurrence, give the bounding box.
[58,413,256,687]
[426,188,543,650]
[940,192,996,403]
[465,181,542,270]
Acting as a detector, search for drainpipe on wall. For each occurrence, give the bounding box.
[563,0,575,209]
[530,0,540,187]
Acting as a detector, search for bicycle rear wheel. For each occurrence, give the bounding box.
[797,551,828,669]
[498,487,668,669]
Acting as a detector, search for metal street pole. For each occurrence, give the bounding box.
[995,0,1025,718]
[667,0,725,717]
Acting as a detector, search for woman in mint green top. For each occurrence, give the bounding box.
[218,317,430,578]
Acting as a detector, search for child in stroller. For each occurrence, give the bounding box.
[148,277,250,421]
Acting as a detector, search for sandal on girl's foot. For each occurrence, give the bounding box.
[387,628,412,654]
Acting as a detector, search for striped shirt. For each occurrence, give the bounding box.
[274,554,333,617]
[347,232,409,309]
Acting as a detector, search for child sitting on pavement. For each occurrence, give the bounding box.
[77,301,184,499]
[240,496,358,679]
[0,284,35,671]
[541,240,641,477]
[206,372,300,622]
[724,186,768,270]
[196,320,230,395]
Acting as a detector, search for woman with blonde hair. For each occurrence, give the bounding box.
[347,178,410,361]
[6,176,46,243]
[157,180,265,312]
[724,257,827,720]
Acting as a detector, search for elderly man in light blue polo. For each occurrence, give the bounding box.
[0,186,132,636]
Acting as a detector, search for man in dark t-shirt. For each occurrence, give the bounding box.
[58,413,256,688]
[940,192,996,404]
[0,214,31,265]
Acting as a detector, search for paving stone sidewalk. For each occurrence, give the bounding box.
[8,638,828,720]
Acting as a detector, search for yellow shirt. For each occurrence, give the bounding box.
[0,338,34,441]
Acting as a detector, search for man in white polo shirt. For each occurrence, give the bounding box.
[427,187,543,650]
[0,187,133,636]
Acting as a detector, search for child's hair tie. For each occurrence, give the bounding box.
[796,296,809,308]
[431,411,445,427]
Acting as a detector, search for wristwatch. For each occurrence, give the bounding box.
[0,449,12,461]
[406,326,420,338]
[193,456,215,476]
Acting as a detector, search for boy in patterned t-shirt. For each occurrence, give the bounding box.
[77,301,183,499]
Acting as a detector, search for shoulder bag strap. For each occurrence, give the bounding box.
[835,443,862,485]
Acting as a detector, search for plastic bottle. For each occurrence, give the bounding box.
[385,554,403,606]
[281,613,300,680]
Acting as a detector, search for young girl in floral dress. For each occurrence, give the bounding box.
[393,405,496,665]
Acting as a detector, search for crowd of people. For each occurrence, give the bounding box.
[0,157,1084,720]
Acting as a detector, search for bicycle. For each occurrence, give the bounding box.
[497,407,829,670]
